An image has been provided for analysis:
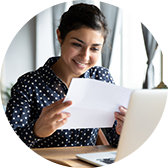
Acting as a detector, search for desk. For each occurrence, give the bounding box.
[32,145,117,167]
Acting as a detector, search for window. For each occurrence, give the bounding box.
[109,9,163,89]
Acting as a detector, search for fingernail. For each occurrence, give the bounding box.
[65,101,72,105]
[120,106,124,110]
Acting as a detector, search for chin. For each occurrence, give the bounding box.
[73,69,87,76]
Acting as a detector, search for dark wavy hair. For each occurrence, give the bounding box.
[58,3,108,44]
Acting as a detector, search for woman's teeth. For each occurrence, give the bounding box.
[75,60,86,65]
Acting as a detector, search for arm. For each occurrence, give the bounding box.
[102,106,127,147]
[5,83,42,148]
[102,121,120,147]
[5,78,72,147]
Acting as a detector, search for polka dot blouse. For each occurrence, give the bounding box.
[5,57,120,148]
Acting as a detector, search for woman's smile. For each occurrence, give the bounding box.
[73,59,89,68]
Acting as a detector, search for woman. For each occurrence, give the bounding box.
[6,3,126,148]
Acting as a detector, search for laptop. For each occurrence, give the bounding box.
[76,89,168,166]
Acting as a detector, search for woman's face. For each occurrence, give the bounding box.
[57,27,104,77]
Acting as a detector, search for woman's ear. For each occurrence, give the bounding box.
[56,29,62,45]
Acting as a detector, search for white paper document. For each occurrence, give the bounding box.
[59,78,133,129]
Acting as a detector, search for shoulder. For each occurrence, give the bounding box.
[15,56,57,86]
[17,70,40,85]
[11,71,38,96]
[86,66,115,84]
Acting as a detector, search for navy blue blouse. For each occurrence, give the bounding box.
[5,57,120,148]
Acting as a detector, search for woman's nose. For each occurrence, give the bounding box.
[81,48,90,61]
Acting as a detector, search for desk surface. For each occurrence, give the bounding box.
[32,145,117,167]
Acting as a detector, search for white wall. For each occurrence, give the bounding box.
[1,17,36,93]
[36,7,55,68]
[109,10,148,89]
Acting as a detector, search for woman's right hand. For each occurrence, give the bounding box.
[33,98,72,138]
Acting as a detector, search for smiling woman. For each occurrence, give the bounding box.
[52,27,104,87]
[5,3,126,149]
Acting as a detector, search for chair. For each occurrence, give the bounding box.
[96,129,109,145]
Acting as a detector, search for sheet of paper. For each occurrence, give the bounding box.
[59,78,133,129]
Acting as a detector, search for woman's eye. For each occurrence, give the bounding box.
[91,47,99,52]
[72,43,82,47]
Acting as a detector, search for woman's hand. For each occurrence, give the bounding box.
[114,106,127,135]
[34,98,72,138]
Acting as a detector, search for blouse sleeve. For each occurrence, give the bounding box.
[5,77,43,148]
[102,121,120,147]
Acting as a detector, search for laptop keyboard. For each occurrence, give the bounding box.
[96,158,115,164]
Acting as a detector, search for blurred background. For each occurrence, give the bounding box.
[1,0,167,109]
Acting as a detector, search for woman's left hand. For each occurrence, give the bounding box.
[114,106,127,135]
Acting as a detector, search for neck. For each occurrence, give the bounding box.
[51,57,79,88]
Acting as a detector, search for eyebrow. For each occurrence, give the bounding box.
[71,37,102,46]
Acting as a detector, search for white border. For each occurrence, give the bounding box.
[0,0,168,167]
